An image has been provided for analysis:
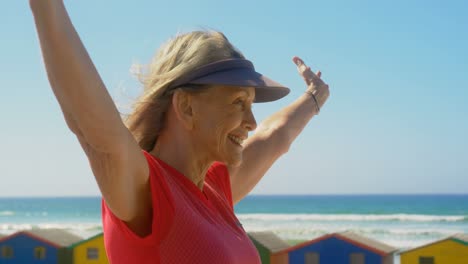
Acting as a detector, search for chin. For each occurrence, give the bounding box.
[220,154,243,167]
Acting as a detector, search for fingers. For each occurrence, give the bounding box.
[292,55,330,98]
[292,56,304,66]
[292,56,320,86]
[292,56,330,112]
[293,56,310,75]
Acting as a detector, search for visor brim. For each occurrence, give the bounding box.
[169,59,290,102]
[189,68,290,103]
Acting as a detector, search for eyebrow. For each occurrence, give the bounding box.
[235,88,255,100]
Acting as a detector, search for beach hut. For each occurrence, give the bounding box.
[0,228,82,264]
[248,231,291,264]
[59,232,109,264]
[274,231,397,264]
[0,233,5,260]
[400,233,468,264]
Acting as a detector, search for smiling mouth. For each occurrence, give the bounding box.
[228,134,244,146]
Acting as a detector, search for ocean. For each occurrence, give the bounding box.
[1,195,467,251]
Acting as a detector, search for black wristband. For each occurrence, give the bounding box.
[305,90,320,114]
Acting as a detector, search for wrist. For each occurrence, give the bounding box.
[30,0,64,17]
[304,90,320,114]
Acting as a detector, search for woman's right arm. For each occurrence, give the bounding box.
[30,0,152,235]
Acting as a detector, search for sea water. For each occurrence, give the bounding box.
[1,195,467,250]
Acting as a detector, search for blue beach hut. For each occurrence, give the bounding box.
[276,231,397,264]
[0,228,82,264]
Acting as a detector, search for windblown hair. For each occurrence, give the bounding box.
[125,30,245,152]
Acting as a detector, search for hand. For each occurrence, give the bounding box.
[293,56,330,111]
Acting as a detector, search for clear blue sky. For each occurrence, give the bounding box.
[1,0,467,196]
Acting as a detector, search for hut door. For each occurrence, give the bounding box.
[34,247,46,260]
[305,252,319,264]
[87,247,99,260]
[1,246,14,258]
[419,257,434,264]
[350,253,365,264]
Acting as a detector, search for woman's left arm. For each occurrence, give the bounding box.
[228,56,330,204]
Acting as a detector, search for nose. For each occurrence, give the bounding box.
[243,108,257,132]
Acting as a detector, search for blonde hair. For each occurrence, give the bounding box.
[125,30,245,152]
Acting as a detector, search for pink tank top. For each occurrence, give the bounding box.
[102,151,260,264]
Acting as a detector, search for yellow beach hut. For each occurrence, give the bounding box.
[59,232,109,264]
[400,233,468,264]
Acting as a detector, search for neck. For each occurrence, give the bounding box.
[149,132,212,190]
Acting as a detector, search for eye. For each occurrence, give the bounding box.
[232,98,247,111]
[233,98,245,105]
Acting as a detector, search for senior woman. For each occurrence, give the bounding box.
[31,1,329,264]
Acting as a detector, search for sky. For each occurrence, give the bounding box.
[1,0,467,197]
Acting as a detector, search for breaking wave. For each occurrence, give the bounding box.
[237,213,467,223]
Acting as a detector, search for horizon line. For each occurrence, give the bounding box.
[0,193,467,199]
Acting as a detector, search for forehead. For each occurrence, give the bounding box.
[212,85,255,99]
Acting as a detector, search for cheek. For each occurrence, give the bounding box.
[193,116,225,149]
[194,104,241,150]
[211,117,237,154]
[214,122,225,149]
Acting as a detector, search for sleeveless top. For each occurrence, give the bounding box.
[102,151,260,264]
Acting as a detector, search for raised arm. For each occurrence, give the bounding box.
[30,0,151,235]
[229,57,330,204]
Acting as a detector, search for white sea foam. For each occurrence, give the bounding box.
[1,213,466,248]
[237,213,466,222]
[238,213,468,250]
[242,225,464,250]
[0,222,102,238]
[243,224,462,237]
[0,211,15,217]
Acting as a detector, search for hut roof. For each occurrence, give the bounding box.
[401,234,468,254]
[24,229,83,247]
[337,231,398,254]
[278,231,397,256]
[248,231,291,253]
[68,232,103,248]
[451,233,468,245]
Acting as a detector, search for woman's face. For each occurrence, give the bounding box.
[190,86,257,166]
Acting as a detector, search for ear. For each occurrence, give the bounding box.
[172,90,194,130]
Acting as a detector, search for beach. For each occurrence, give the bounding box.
[1,194,467,262]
